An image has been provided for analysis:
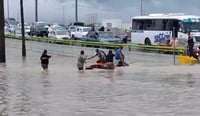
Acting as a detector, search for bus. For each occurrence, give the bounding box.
[131,13,200,45]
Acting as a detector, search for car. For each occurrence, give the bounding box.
[17,23,31,35]
[48,30,70,40]
[83,31,122,43]
[30,22,49,37]
[70,26,91,40]
[8,24,17,34]
[14,27,29,37]
[48,24,66,32]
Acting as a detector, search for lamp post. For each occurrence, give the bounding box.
[75,0,78,22]
[0,0,6,62]
[140,0,143,16]
[63,6,65,25]
[7,0,9,18]
[20,0,26,57]
[35,0,38,22]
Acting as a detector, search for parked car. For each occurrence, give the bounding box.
[70,26,91,40]
[5,18,18,25]
[17,23,31,35]
[8,24,17,34]
[14,27,29,37]
[48,24,70,39]
[83,31,122,43]
[48,24,66,32]
[4,25,10,34]
[30,22,49,37]
[48,30,70,40]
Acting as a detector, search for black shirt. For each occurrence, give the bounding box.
[40,54,51,64]
[188,36,194,45]
[106,53,115,62]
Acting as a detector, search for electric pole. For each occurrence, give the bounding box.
[0,0,6,62]
[20,0,26,57]
[63,6,65,25]
[7,0,10,18]
[75,0,78,22]
[35,0,38,22]
[140,0,143,16]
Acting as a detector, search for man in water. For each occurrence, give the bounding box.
[115,46,129,66]
[77,50,87,70]
[88,49,106,63]
[40,49,51,70]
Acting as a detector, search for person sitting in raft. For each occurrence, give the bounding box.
[115,46,129,66]
[87,49,107,63]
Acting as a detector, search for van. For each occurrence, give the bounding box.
[70,26,91,40]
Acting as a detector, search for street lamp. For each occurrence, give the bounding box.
[0,0,6,62]
[7,0,9,18]
[20,0,26,57]
[75,0,78,22]
[140,0,143,16]
[63,6,65,25]
[35,0,38,22]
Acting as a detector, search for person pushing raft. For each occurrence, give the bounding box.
[77,50,87,70]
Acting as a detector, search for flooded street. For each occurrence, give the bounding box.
[0,39,200,116]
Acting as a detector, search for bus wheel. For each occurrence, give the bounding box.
[144,38,151,45]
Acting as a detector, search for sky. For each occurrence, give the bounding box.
[4,0,200,25]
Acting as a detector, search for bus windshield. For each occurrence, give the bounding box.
[183,22,200,32]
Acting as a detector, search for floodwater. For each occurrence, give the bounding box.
[0,39,200,116]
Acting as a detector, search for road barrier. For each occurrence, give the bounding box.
[5,34,187,55]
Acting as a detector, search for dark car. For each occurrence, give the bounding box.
[30,22,49,37]
[84,31,122,43]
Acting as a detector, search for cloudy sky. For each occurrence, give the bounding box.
[4,0,200,24]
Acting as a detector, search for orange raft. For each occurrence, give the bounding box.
[86,62,115,70]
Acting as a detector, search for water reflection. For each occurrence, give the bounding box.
[11,72,31,116]
[0,63,8,116]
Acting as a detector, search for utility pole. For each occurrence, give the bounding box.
[63,6,65,25]
[35,0,38,22]
[140,0,143,16]
[7,0,9,18]
[20,0,26,57]
[0,0,6,62]
[75,0,78,22]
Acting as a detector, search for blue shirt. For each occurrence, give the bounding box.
[115,49,121,60]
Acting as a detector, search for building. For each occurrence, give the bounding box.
[102,19,131,30]
[102,19,122,29]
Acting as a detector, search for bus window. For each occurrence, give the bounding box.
[153,19,163,30]
[132,19,144,30]
[178,21,185,32]
[143,20,153,30]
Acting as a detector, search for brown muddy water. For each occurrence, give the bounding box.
[0,39,200,116]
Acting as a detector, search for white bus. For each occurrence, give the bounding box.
[131,13,200,45]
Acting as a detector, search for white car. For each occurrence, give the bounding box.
[14,27,29,37]
[48,30,70,40]
[70,26,91,40]
[17,23,31,35]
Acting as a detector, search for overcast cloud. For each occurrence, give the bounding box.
[4,0,200,24]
